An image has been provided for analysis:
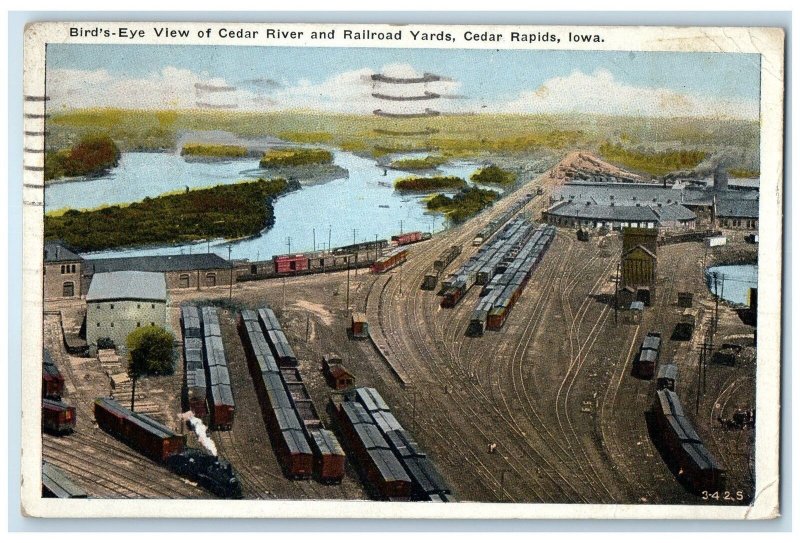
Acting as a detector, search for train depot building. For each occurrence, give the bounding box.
[86,270,168,352]
[44,241,84,300]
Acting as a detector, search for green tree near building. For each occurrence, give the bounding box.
[126,326,175,411]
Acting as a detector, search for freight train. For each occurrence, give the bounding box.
[42,350,65,400]
[94,397,242,498]
[391,231,431,246]
[651,389,725,493]
[42,350,76,435]
[472,193,535,246]
[181,306,208,418]
[333,387,452,502]
[200,307,235,430]
[238,309,345,483]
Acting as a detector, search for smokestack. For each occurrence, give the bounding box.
[180,411,217,456]
[714,164,728,192]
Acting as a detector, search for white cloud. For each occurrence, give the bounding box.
[494,69,759,120]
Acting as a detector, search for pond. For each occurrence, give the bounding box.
[46,148,489,261]
[706,264,758,306]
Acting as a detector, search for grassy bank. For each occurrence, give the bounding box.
[180,143,248,158]
[394,176,467,192]
[427,187,500,223]
[598,142,707,177]
[471,165,516,185]
[259,148,333,168]
[44,178,295,252]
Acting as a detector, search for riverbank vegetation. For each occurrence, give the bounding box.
[44,178,296,252]
[598,142,707,176]
[728,168,760,178]
[259,148,333,168]
[394,176,467,192]
[44,134,121,182]
[426,187,500,223]
[181,143,248,158]
[471,165,516,185]
[389,155,448,170]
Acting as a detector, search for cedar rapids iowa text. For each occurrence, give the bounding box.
[68,27,605,43]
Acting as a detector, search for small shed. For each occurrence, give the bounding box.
[324,363,355,390]
[351,312,369,339]
[627,301,645,324]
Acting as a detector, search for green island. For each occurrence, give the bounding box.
[598,142,707,177]
[389,155,448,170]
[471,165,517,185]
[45,134,121,182]
[180,143,248,158]
[44,178,296,252]
[260,148,333,168]
[427,187,500,223]
[394,176,467,192]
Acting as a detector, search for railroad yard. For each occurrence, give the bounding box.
[41,155,758,504]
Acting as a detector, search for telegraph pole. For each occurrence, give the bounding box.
[375,234,379,262]
[353,229,358,276]
[713,272,720,332]
[227,245,233,301]
[287,236,292,256]
[614,261,620,324]
[313,228,316,252]
[328,225,332,255]
[346,259,351,310]
[400,220,404,235]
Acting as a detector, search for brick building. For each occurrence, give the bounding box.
[84,253,233,292]
[44,242,84,301]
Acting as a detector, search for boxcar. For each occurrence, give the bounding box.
[421,273,439,291]
[351,312,369,338]
[309,428,346,484]
[94,397,185,463]
[42,398,76,435]
[673,309,699,341]
[433,245,462,273]
[42,350,65,400]
[391,231,423,246]
[42,462,87,498]
[656,363,678,391]
[370,247,408,274]
[274,254,310,274]
[271,407,313,479]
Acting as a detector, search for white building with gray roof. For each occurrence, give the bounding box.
[86,271,168,351]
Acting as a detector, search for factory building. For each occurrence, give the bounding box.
[86,271,168,352]
[542,200,696,231]
[715,199,759,230]
[44,242,84,301]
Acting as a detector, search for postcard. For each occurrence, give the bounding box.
[21,22,783,519]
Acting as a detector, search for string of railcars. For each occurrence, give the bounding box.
[93,397,242,498]
[371,246,409,274]
[258,307,298,366]
[472,193,535,246]
[331,387,452,502]
[42,349,76,435]
[238,309,345,483]
[200,307,235,430]
[651,388,725,493]
[181,306,208,418]
[421,245,461,291]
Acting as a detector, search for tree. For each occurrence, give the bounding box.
[126,326,175,411]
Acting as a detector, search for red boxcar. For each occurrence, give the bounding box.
[309,428,346,484]
[94,398,185,463]
[391,231,423,246]
[42,351,65,400]
[274,254,310,274]
[42,398,76,435]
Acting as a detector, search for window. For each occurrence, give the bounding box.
[62,282,74,297]
[150,322,155,327]
[110,304,114,309]
[250,265,257,275]
[205,273,217,287]
[137,304,141,309]
[96,323,100,327]
[137,322,141,327]
[60,265,65,274]
[151,304,155,309]
[179,274,190,288]
[110,322,114,328]
[71,264,76,273]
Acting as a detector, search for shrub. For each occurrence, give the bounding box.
[127,325,175,376]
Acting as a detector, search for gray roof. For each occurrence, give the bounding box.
[556,181,756,208]
[44,242,83,263]
[652,204,697,222]
[546,200,695,224]
[717,198,759,219]
[87,271,167,302]
[85,253,231,274]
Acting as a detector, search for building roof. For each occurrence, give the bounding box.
[87,271,167,302]
[85,253,232,274]
[717,198,759,219]
[44,242,83,263]
[652,203,697,222]
[546,200,696,224]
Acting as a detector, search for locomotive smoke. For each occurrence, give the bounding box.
[180,411,217,457]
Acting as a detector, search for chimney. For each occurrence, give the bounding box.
[714,164,729,192]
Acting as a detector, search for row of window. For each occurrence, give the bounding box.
[720,218,758,228]
[94,303,157,309]
[178,272,217,288]
[60,264,77,274]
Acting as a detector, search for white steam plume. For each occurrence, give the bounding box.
[180,411,217,457]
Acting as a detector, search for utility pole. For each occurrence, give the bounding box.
[287,236,292,256]
[328,225,332,255]
[614,261,620,324]
[282,276,286,310]
[400,220,404,235]
[346,259,351,310]
[713,272,720,332]
[313,228,316,253]
[375,234,379,262]
[353,229,358,276]
[227,245,233,301]
[305,314,310,341]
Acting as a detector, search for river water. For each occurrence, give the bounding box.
[45,149,486,261]
[706,264,758,306]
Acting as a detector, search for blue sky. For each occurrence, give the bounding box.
[46,44,761,119]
